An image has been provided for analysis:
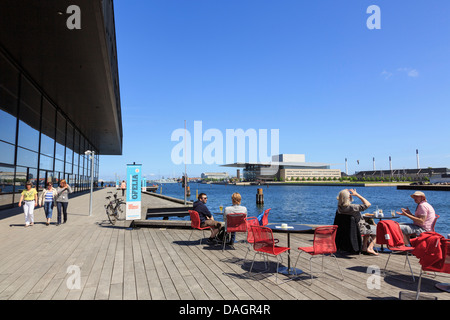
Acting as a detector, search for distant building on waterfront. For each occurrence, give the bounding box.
[222,154,341,182]
[0,1,122,210]
[201,172,230,180]
[354,168,449,182]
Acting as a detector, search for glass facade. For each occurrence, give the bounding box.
[0,50,99,210]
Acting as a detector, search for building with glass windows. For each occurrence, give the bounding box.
[0,1,122,210]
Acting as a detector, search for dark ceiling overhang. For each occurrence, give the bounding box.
[0,0,122,155]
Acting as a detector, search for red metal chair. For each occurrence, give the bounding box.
[249,225,290,283]
[294,225,344,285]
[244,217,260,260]
[222,213,247,251]
[188,210,212,244]
[377,220,415,282]
[430,214,440,232]
[415,238,450,299]
[261,208,271,226]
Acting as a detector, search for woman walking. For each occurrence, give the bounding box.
[18,182,38,227]
[56,180,72,226]
[39,182,57,226]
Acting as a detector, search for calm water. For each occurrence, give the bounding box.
[154,183,449,236]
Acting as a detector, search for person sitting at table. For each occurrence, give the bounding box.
[336,189,378,256]
[223,192,247,246]
[193,193,222,244]
[397,191,436,245]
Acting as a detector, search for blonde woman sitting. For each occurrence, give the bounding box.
[337,189,378,256]
[223,193,247,246]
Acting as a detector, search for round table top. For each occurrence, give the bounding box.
[366,215,400,220]
[266,223,313,233]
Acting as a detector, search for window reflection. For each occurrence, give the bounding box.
[13,167,27,195]
[17,147,38,168]
[0,53,100,209]
[0,109,17,144]
[0,166,14,207]
[39,154,53,171]
[0,141,15,165]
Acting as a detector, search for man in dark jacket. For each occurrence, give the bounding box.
[193,193,221,244]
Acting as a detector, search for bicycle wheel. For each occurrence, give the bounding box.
[106,204,116,225]
[117,201,126,220]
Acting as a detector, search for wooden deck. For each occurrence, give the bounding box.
[0,187,448,302]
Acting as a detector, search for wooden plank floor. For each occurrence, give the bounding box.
[0,187,448,301]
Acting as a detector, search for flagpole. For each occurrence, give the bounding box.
[184,120,187,205]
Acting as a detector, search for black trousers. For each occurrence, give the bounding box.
[56,202,69,224]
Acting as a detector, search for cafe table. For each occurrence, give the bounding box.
[266,223,313,275]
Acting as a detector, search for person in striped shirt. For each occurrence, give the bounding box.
[39,182,58,226]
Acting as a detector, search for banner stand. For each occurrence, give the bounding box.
[126,163,142,221]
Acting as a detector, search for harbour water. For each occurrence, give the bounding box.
[154,182,449,236]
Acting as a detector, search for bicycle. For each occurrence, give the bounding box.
[104,192,126,225]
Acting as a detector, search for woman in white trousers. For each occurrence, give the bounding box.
[18,182,38,227]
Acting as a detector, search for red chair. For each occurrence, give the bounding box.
[222,213,247,251]
[377,220,415,282]
[188,210,212,244]
[249,225,290,283]
[294,225,344,285]
[430,214,440,232]
[244,217,260,260]
[415,239,450,299]
[261,208,271,226]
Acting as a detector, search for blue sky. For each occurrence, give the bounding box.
[100,0,450,180]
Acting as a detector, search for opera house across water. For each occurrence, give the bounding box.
[222,154,341,182]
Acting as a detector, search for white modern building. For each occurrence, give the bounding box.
[201,172,229,180]
[222,154,341,181]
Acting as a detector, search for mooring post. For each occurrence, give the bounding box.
[256,188,264,204]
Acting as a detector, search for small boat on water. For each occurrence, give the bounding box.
[145,185,159,193]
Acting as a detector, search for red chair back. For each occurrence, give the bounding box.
[313,226,338,255]
[423,239,450,273]
[431,215,440,232]
[226,213,247,233]
[245,217,259,244]
[188,210,201,229]
[376,220,405,247]
[251,225,275,254]
[441,239,450,274]
[261,208,271,226]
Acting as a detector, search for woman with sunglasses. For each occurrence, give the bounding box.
[55,180,73,226]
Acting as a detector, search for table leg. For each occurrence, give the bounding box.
[277,232,303,276]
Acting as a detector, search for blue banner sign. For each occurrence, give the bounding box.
[126,164,142,220]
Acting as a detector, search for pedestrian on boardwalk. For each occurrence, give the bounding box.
[121,180,126,197]
[55,179,72,226]
[18,181,38,227]
[39,182,57,226]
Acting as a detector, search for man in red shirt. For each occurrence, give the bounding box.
[397,191,436,245]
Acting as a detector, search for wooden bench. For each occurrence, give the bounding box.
[146,206,193,220]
